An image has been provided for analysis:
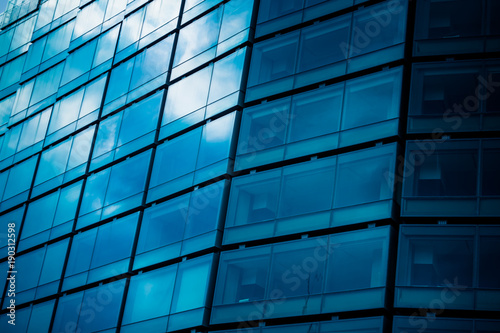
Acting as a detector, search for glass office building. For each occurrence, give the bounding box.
[0,0,499,332]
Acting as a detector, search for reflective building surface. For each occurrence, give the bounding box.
[0,0,499,332]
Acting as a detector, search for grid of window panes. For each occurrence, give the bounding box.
[0,0,499,332]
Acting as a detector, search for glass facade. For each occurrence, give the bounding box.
[0,0,498,332]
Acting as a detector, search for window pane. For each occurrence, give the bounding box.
[326,233,386,292]
[407,238,473,287]
[278,159,335,217]
[481,148,500,196]
[207,48,245,104]
[162,65,211,125]
[410,64,480,116]
[342,68,402,129]
[227,170,281,226]
[43,20,75,61]
[248,32,299,86]
[238,99,289,154]
[122,265,177,324]
[258,0,303,23]
[1,155,37,202]
[94,25,119,67]
[185,181,224,238]
[270,240,325,297]
[129,36,173,90]
[409,147,478,197]
[150,128,200,187]
[105,58,134,103]
[196,112,235,168]
[350,1,406,57]
[298,16,350,72]
[30,63,64,106]
[117,8,144,51]
[90,213,137,268]
[288,84,342,142]
[415,0,482,39]
[136,195,188,254]
[217,251,270,304]
[77,281,125,332]
[21,181,82,249]
[104,151,150,205]
[334,145,395,208]
[48,76,106,137]
[73,0,106,39]
[142,0,181,37]
[171,255,212,312]
[35,126,94,187]
[479,236,500,288]
[61,40,96,86]
[174,8,221,66]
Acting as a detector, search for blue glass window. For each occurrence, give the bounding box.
[413,0,486,56]
[91,90,162,170]
[247,2,407,101]
[135,180,227,269]
[238,66,402,169]
[149,112,236,202]
[0,55,26,91]
[52,280,125,333]
[72,0,126,41]
[32,126,94,197]
[349,1,406,58]
[298,16,350,72]
[122,254,214,332]
[333,144,395,208]
[78,149,151,228]
[0,94,15,134]
[116,0,180,60]
[212,227,391,324]
[23,20,75,74]
[226,144,397,244]
[4,239,69,305]
[172,0,252,79]
[60,40,97,87]
[11,63,64,124]
[0,15,36,57]
[104,35,173,113]
[121,265,177,332]
[396,225,500,311]
[341,67,402,131]
[182,0,224,23]
[402,139,500,216]
[160,48,246,139]
[34,0,78,32]
[63,213,138,290]
[248,31,299,87]
[0,107,51,169]
[0,155,37,211]
[0,0,38,27]
[20,181,82,251]
[46,74,106,145]
[256,0,358,38]
[408,60,499,133]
